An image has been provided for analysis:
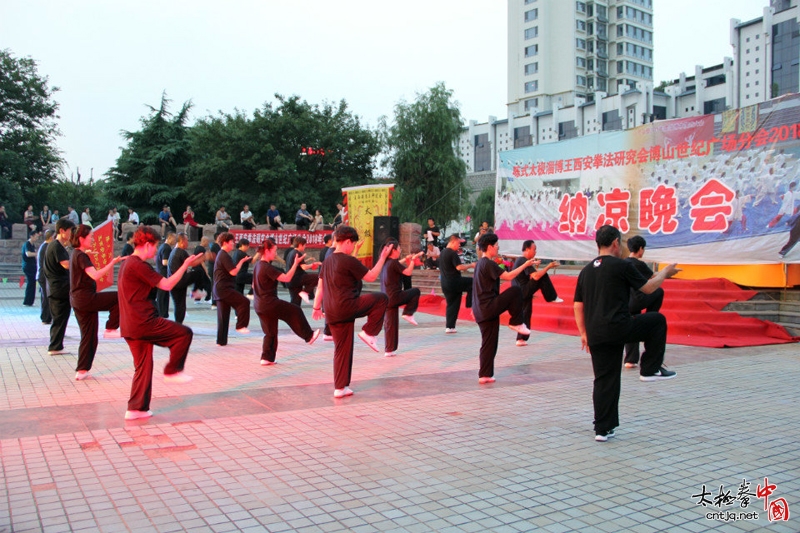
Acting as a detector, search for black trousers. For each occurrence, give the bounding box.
[23,270,36,306]
[288,272,318,305]
[235,272,253,295]
[329,292,387,389]
[216,291,251,345]
[441,276,473,329]
[476,286,524,378]
[779,214,800,256]
[517,273,559,341]
[384,288,420,353]
[256,300,314,362]
[156,288,170,318]
[171,268,211,324]
[39,282,51,324]
[624,288,664,364]
[73,292,119,372]
[589,312,667,434]
[125,319,193,412]
[48,296,71,352]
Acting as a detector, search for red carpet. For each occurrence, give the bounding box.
[417,277,798,348]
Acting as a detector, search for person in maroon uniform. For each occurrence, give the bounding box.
[69,224,126,381]
[380,239,423,357]
[117,226,203,420]
[472,233,537,384]
[312,226,391,398]
[213,232,252,345]
[253,238,320,365]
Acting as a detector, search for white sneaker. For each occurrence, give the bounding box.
[103,329,121,339]
[384,351,397,357]
[515,340,528,347]
[236,327,250,334]
[75,370,90,381]
[164,372,193,384]
[401,315,418,326]
[246,294,254,301]
[333,387,354,398]
[357,331,379,352]
[124,410,153,420]
[445,328,457,334]
[552,297,564,303]
[508,323,531,336]
[323,334,334,342]
[307,329,321,345]
[298,291,311,304]
[260,360,276,366]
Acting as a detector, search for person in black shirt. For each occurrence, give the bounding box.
[425,218,441,248]
[380,239,423,357]
[511,240,563,347]
[44,219,75,355]
[213,232,252,345]
[623,236,665,368]
[117,226,203,420]
[312,226,391,398]
[253,238,320,365]
[120,232,135,257]
[473,233,536,384]
[573,225,679,443]
[168,233,208,324]
[206,233,222,305]
[231,238,257,295]
[37,230,54,325]
[286,237,321,305]
[438,235,476,333]
[22,230,40,306]
[155,232,176,318]
[192,236,213,302]
[69,224,125,381]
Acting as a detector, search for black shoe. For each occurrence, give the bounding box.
[640,366,677,382]
[595,429,616,442]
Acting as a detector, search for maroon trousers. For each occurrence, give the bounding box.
[329,292,387,389]
[73,291,119,372]
[383,288,420,353]
[215,290,250,345]
[125,318,192,412]
[255,299,314,363]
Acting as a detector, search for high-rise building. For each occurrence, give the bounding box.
[507,0,653,116]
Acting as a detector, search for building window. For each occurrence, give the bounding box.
[525,9,538,22]
[525,0,537,3]
[576,1,586,12]
[602,109,622,131]
[559,121,579,140]
[473,133,491,172]
[525,27,539,39]
[524,62,539,75]
[525,80,539,93]
[577,75,587,86]
[577,20,586,32]
[525,44,539,57]
[514,126,533,148]
[576,57,587,68]
[524,98,539,111]
[576,38,586,50]
[703,98,726,115]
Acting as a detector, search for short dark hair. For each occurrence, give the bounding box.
[323,234,332,244]
[522,239,535,252]
[383,237,399,252]
[237,238,250,248]
[44,229,55,240]
[447,234,462,244]
[293,236,307,247]
[627,235,646,253]
[595,225,621,248]
[218,232,235,245]
[125,231,134,241]
[477,233,498,252]
[333,225,359,243]
[55,218,75,234]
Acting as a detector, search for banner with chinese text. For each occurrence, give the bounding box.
[496,94,800,264]
[342,184,394,266]
[230,229,332,248]
[88,220,114,291]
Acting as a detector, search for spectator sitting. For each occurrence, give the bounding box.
[183,206,199,227]
[266,204,283,230]
[424,242,440,270]
[106,209,120,241]
[215,206,232,232]
[127,208,139,225]
[295,203,313,230]
[333,203,346,228]
[50,209,60,224]
[24,205,36,234]
[65,206,80,225]
[240,205,256,230]
[40,205,52,231]
[0,205,12,239]
[159,205,178,236]
[309,210,324,231]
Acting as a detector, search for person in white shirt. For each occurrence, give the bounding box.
[128,208,139,225]
[240,205,256,230]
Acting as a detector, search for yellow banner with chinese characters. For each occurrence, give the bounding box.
[342,184,394,265]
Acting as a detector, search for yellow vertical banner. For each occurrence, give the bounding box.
[341,184,394,266]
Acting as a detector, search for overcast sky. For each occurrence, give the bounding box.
[2,0,767,182]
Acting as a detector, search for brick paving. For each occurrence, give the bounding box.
[0,280,798,532]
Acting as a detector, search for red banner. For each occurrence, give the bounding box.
[230,229,332,248]
[88,220,115,291]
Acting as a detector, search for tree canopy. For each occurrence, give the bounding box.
[382,82,468,227]
[104,93,192,223]
[0,49,63,219]
[186,95,381,222]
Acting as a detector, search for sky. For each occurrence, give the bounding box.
[1,0,767,182]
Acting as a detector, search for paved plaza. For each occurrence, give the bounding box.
[0,281,797,533]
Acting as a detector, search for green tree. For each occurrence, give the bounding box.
[382,82,468,226]
[0,49,63,219]
[105,93,192,224]
[187,95,381,223]
[469,188,496,235]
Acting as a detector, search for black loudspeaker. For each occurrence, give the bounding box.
[373,216,400,264]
